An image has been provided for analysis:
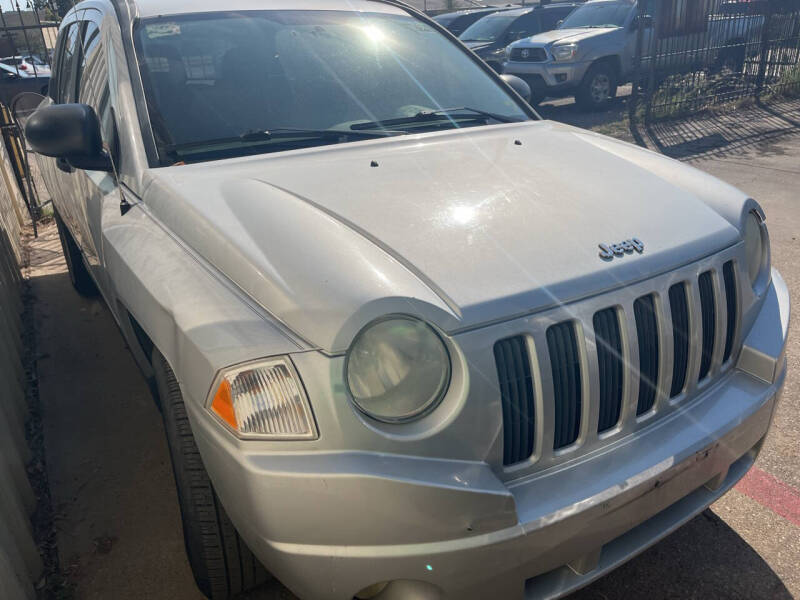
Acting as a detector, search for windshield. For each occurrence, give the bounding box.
[135,10,529,165]
[559,2,633,29]
[459,14,517,41]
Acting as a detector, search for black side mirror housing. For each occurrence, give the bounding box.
[25,103,113,172]
[500,74,532,103]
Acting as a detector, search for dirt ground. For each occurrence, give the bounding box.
[24,114,800,599]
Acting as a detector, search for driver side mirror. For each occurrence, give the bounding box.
[557,19,565,28]
[25,103,113,172]
[500,74,532,103]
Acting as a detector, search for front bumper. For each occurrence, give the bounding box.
[502,57,593,95]
[188,271,789,600]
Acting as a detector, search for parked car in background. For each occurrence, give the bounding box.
[0,55,52,78]
[504,0,765,109]
[459,2,579,72]
[0,62,49,107]
[433,5,517,36]
[28,1,789,599]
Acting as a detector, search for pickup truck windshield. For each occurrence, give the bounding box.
[559,2,633,29]
[459,14,517,42]
[134,10,529,165]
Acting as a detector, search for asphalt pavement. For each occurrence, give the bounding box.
[26,118,800,600]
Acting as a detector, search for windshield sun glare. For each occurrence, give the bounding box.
[134,10,530,165]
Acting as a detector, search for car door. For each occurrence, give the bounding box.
[623,3,653,77]
[47,19,83,234]
[73,11,121,296]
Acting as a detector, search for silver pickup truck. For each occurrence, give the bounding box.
[26,1,788,599]
[504,0,764,109]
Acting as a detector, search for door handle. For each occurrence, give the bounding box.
[56,157,74,173]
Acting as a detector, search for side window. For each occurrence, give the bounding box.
[76,21,100,102]
[540,10,568,32]
[78,20,119,167]
[57,23,81,103]
[510,13,541,40]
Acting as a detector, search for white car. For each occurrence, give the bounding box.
[26,1,790,599]
[0,55,52,78]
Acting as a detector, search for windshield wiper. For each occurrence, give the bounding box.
[164,127,406,156]
[351,107,518,131]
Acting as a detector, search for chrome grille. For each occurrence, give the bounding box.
[633,295,659,415]
[594,308,623,433]
[698,271,716,381]
[494,336,536,466]
[722,261,738,363]
[547,322,582,449]
[510,47,548,62]
[485,251,743,473]
[669,283,690,397]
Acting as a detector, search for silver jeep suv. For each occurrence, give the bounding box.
[27,0,788,599]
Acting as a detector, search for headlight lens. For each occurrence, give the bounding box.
[552,43,578,62]
[346,317,451,423]
[743,211,766,286]
[208,358,317,439]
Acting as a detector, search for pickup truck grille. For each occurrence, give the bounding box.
[492,256,741,467]
[510,47,548,62]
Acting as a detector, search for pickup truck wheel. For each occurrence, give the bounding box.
[576,63,618,111]
[153,349,270,599]
[54,210,98,297]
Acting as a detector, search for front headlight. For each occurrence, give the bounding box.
[208,358,317,439]
[552,43,579,62]
[743,210,768,287]
[346,317,451,423]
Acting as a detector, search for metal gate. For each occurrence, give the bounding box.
[630,0,800,126]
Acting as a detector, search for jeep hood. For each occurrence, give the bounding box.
[143,121,742,353]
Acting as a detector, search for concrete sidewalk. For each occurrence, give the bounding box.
[26,132,800,600]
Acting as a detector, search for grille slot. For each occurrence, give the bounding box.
[669,283,690,397]
[547,322,582,449]
[723,261,738,363]
[593,308,623,432]
[698,271,716,381]
[634,295,660,415]
[510,47,548,62]
[494,336,535,466]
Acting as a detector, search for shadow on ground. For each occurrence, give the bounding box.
[638,98,800,161]
[570,509,791,600]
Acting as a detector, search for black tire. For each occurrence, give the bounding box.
[153,349,270,599]
[576,62,618,111]
[54,210,99,297]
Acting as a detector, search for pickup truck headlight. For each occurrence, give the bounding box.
[552,43,579,62]
[743,210,768,287]
[208,358,317,439]
[346,317,451,423]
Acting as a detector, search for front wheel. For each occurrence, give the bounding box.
[576,63,618,111]
[153,349,270,599]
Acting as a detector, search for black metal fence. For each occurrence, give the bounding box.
[0,2,68,227]
[631,0,800,124]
